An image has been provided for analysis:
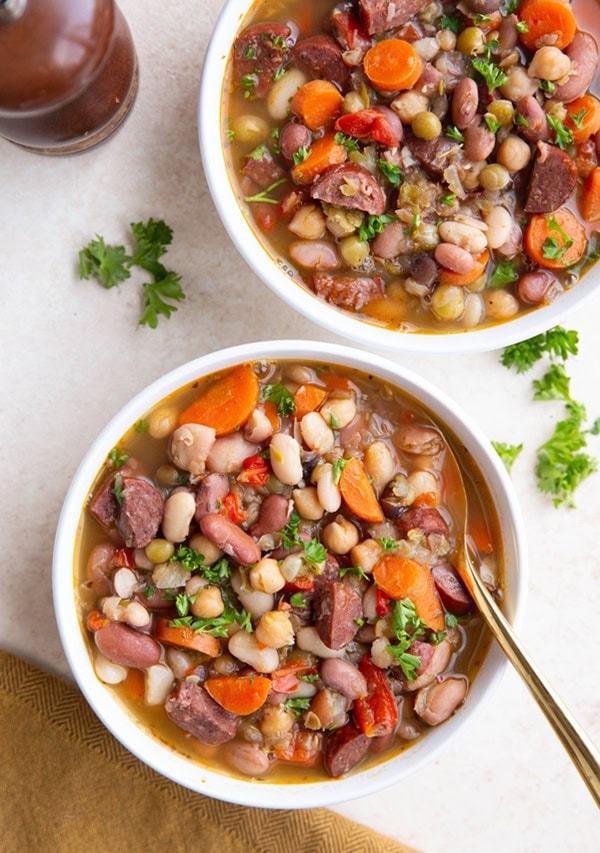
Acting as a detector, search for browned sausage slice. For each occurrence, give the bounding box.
[116,477,164,548]
[291,34,351,92]
[395,506,449,540]
[165,680,239,745]
[242,146,285,189]
[310,163,386,214]
[524,141,577,214]
[358,0,430,35]
[312,272,385,311]
[232,22,291,98]
[322,720,371,777]
[313,580,363,649]
[431,562,471,615]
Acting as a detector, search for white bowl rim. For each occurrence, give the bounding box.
[53,340,528,808]
[198,0,600,355]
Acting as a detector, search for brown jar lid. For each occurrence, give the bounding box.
[0,0,114,114]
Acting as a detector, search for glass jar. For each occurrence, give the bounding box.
[0,0,138,153]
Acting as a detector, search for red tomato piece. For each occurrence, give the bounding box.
[237,454,270,486]
[220,491,247,524]
[335,108,401,147]
[353,655,398,738]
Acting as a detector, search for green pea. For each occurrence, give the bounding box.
[411,111,442,141]
[456,27,485,57]
[145,538,175,564]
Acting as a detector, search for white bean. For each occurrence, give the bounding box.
[370,637,396,668]
[165,647,193,679]
[484,205,512,250]
[312,462,342,512]
[207,432,256,474]
[162,490,196,543]
[461,292,485,328]
[362,585,378,622]
[295,626,346,659]
[288,204,327,240]
[113,567,137,599]
[319,395,356,429]
[391,90,429,123]
[147,405,178,439]
[122,601,151,628]
[321,515,360,554]
[300,411,335,453]
[169,423,216,477]
[407,470,440,503]
[269,432,303,485]
[249,558,286,593]
[279,553,304,582]
[244,408,273,443]
[364,440,396,493]
[255,610,295,649]
[145,663,175,706]
[267,67,307,120]
[231,569,274,618]
[94,652,127,685]
[438,220,487,255]
[228,629,280,672]
[292,485,325,520]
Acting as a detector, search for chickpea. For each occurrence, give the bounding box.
[350,538,384,574]
[528,46,571,82]
[342,90,367,114]
[496,134,532,172]
[339,234,370,267]
[259,704,295,739]
[319,394,356,429]
[437,28,456,51]
[478,163,511,191]
[430,284,465,321]
[321,515,360,554]
[145,538,175,565]
[191,585,224,619]
[484,288,520,320]
[487,99,515,127]
[255,610,295,649]
[407,470,440,504]
[456,26,485,56]
[292,485,325,520]
[231,113,269,145]
[412,110,442,141]
[188,533,223,565]
[391,90,429,124]
[249,558,286,594]
[147,405,178,439]
[288,204,327,240]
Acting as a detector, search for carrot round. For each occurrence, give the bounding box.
[291,132,347,184]
[372,555,444,631]
[292,383,327,419]
[155,619,221,657]
[518,0,576,51]
[438,250,490,287]
[524,208,587,269]
[581,167,600,221]
[339,456,384,523]
[204,674,271,715]
[363,39,423,92]
[178,363,259,434]
[290,79,343,131]
[565,95,600,145]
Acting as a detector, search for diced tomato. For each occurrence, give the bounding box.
[253,201,278,234]
[284,573,315,593]
[237,454,270,487]
[86,610,109,632]
[353,655,399,738]
[279,188,307,219]
[110,547,136,569]
[335,108,401,148]
[220,491,247,523]
[375,587,392,618]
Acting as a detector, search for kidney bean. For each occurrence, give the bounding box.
[451,78,478,130]
[517,270,555,305]
[86,543,114,598]
[195,473,229,522]
[498,14,518,51]
[463,122,496,162]
[289,240,340,270]
[200,513,261,565]
[554,33,599,104]
[279,121,311,161]
[371,220,408,260]
[515,96,549,144]
[411,253,437,287]
[250,494,290,538]
[462,0,502,12]
[414,676,468,726]
[319,658,368,700]
[226,742,271,777]
[434,242,476,274]
[94,621,160,669]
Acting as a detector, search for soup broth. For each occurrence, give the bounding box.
[76,359,499,781]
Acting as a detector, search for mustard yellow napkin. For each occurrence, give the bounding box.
[0,651,418,853]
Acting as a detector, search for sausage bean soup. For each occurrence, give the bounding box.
[222,0,600,334]
[77,359,501,781]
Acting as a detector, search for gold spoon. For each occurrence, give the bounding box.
[443,441,600,808]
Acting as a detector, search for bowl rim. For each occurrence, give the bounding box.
[198,0,600,355]
[53,340,528,808]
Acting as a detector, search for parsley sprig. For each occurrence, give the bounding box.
[78,218,185,328]
[281,511,327,564]
[262,383,296,415]
[387,598,444,681]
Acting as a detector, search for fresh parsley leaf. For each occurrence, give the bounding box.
[244,177,286,205]
[539,79,556,95]
[516,20,529,33]
[536,401,598,507]
[484,113,500,133]
[472,58,508,92]
[440,13,462,32]
[273,65,286,81]
[358,213,397,242]
[284,697,311,715]
[79,237,132,289]
[335,131,360,152]
[569,108,587,130]
[135,419,149,433]
[532,363,572,401]
[262,383,296,415]
[240,73,257,98]
[170,548,232,584]
[303,539,327,564]
[290,592,307,608]
[109,446,129,468]
[298,672,319,683]
[491,260,518,287]
[339,565,369,581]
[377,159,403,186]
[500,327,578,372]
[281,510,302,549]
[491,441,524,473]
[113,473,124,505]
[445,613,459,628]
[377,537,398,551]
[175,592,191,617]
[386,598,429,681]
[139,271,185,329]
[130,219,173,276]
[445,125,464,142]
[332,457,349,484]
[547,114,573,150]
[441,193,457,206]
[292,145,310,165]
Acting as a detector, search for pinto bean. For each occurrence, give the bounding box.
[515,96,549,144]
[451,78,478,130]
[496,223,523,258]
[405,639,453,691]
[414,676,468,726]
[394,424,444,456]
[320,658,368,700]
[279,121,312,161]
[434,242,476,274]
[517,270,556,305]
[498,14,518,51]
[200,513,261,565]
[463,122,496,162]
[226,742,271,777]
[554,32,599,104]
[94,622,160,669]
[462,0,502,12]
[289,239,340,270]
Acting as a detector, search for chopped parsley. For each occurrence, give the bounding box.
[547,114,573,150]
[445,125,464,142]
[441,193,457,206]
[334,131,360,152]
[440,13,462,32]
[484,113,500,133]
[135,419,149,433]
[109,446,129,468]
[569,108,587,130]
[339,565,369,581]
[170,548,233,585]
[471,58,508,92]
[491,441,524,473]
[539,79,556,95]
[386,598,429,681]
[542,215,574,264]
[290,592,307,608]
[377,537,398,551]
[292,145,310,165]
[281,510,327,564]
[240,73,257,98]
[244,177,286,205]
[332,457,350,484]
[358,213,397,242]
[490,259,518,287]
[284,697,311,715]
[377,159,403,187]
[113,474,124,505]
[261,382,296,415]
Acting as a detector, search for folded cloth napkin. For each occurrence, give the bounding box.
[0,651,418,853]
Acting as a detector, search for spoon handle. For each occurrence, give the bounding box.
[463,555,600,808]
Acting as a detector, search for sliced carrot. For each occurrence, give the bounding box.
[87,609,109,632]
[438,250,490,287]
[372,555,445,631]
[564,95,600,145]
[290,79,343,131]
[524,208,587,269]
[155,619,221,657]
[204,674,271,715]
[581,167,600,221]
[120,668,145,702]
[318,372,354,392]
[292,383,327,419]
[518,0,576,51]
[178,363,259,434]
[291,132,347,184]
[339,456,384,523]
[363,39,423,92]
[260,399,280,432]
[271,654,316,694]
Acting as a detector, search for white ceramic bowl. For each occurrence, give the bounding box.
[199,0,599,354]
[53,340,527,808]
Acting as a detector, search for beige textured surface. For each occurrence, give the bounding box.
[0,1,599,850]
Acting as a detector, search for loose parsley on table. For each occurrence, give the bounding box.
[78,218,185,328]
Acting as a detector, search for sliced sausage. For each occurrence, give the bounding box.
[330,6,371,55]
[554,32,599,104]
[94,622,160,669]
[524,141,577,214]
[232,22,291,98]
[395,506,449,540]
[322,720,371,777]
[242,146,285,190]
[310,163,386,214]
[312,272,385,311]
[195,473,230,522]
[290,34,351,92]
[313,580,363,650]
[249,494,291,538]
[403,131,458,179]
[358,0,430,35]
[88,474,120,528]
[432,562,472,615]
[116,477,164,549]
[200,512,261,565]
[165,680,239,745]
